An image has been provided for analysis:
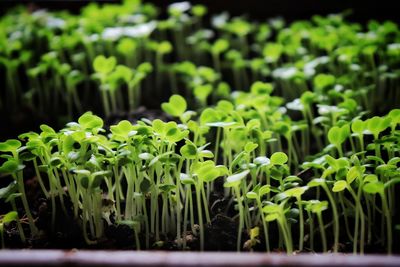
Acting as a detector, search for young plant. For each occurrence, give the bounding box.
[0,211,18,249]
[224,170,250,251]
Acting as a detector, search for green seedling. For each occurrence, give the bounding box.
[0,211,18,249]
[0,140,38,236]
[308,178,340,252]
[93,55,117,117]
[263,201,293,254]
[363,178,392,254]
[190,160,226,250]
[332,165,366,254]
[283,186,308,251]
[224,170,250,251]
[210,38,229,73]
[328,124,350,157]
[308,200,329,252]
[246,184,271,251]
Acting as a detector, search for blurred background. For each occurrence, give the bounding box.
[1,0,399,23]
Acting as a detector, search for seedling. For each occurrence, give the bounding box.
[308,200,329,252]
[263,201,293,254]
[308,178,340,252]
[0,211,18,249]
[224,170,250,251]
[0,2,400,255]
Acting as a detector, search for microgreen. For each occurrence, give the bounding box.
[1,1,400,254]
[0,211,18,248]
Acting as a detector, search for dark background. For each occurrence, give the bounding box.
[1,0,399,23]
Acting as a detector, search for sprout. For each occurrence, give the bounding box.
[328,124,350,157]
[1,3,400,254]
[263,43,283,63]
[263,201,293,254]
[224,170,250,251]
[0,211,18,248]
[308,200,329,252]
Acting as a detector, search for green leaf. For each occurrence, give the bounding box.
[0,182,17,199]
[192,4,207,17]
[159,184,176,193]
[259,185,271,196]
[216,165,229,176]
[244,142,258,153]
[117,38,137,54]
[0,159,23,174]
[246,191,258,199]
[250,82,273,95]
[5,193,22,203]
[332,180,347,192]
[328,124,349,147]
[152,119,165,134]
[263,204,281,214]
[307,178,325,187]
[180,142,197,159]
[161,95,187,117]
[91,171,111,189]
[263,43,283,63]
[313,73,335,91]
[284,186,308,198]
[366,116,391,138]
[0,139,21,152]
[49,156,63,167]
[211,39,229,54]
[192,160,220,182]
[79,176,90,189]
[265,213,279,222]
[78,112,104,132]
[200,108,220,125]
[93,55,116,74]
[40,124,56,134]
[149,151,174,167]
[346,166,359,184]
[363,181,384,194]
[194,84,212,104]
[164,123,188,143]
[270,152,288,165]
[140,178,151,194]
[159,41,173,54]
[364,174,378,183]
[115,65,133,83]
[310,200,329,213]
[1,211,18,224]
[198,150,214,158]
[351,119,366,134]
[180,173,195,185]
[300,91,316,106]
[388,109,400,126]
[111,120,135,141]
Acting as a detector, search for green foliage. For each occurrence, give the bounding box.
[1,2,400,254]
[161,95,187,118]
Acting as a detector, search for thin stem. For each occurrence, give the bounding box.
[297,198,304,251]
[317,212,327,252]
[381,192,392,254]
[257,198,270,252]
[234,186,244,252]
[322,183,339,253]
[195,185,204,250]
